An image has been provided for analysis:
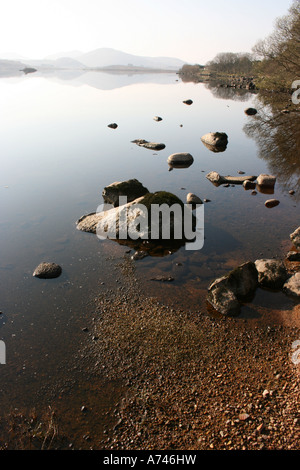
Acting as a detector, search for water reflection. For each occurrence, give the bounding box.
[243,93,300,199]
[200,140,228,153]
[205,81,255,102]
[38,69,178,90]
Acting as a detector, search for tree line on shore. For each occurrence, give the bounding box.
[179,0,300,91]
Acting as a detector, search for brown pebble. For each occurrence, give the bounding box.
[265,199,280,208]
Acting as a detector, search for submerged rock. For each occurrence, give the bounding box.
[290,227,300,250]
[102,179,149,207]
[283,273,300,297]
[132,139,165,151]
[33,262,62,279]
[254,259,289,290]
[207,262,258,316]
[206,171,257,186]
[201,132,228,152]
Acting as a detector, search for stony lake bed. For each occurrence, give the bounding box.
[0,71,299,450]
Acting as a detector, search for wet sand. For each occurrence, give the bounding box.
[84,256,300,451]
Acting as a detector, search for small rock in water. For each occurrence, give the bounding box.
[245,107,257,116]
[243,180,256,190]
[257,174,276,188]
[289,190,295,195]
[153,116,162,121]
[131,251,148,261]
[265,199,280,208]
[33,262,62,279]
[107,123,118,129]
[150,276,175,282]
[186,193,203,205]
[131,139,165,151]
[201,132,228,152]
[183,99,193,105]
[167,153,194,167]
[237,170,245,174]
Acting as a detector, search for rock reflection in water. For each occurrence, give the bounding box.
[243,93,300,200]
[114,238,186,258]
[205,81,255,102]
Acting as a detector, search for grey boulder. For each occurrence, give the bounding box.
[102,179,149,207]
[201,132,228,152]
[207,262,258,316]
[290,227,300,250]
[283,273,300,297]
[254,259,289,290]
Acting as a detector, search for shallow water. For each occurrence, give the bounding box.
[0,71,299,445]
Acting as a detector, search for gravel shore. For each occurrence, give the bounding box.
[88,257,300,451]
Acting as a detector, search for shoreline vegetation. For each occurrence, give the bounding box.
[179,0,300,95]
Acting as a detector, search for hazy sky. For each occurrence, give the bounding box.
[0,0,293,63]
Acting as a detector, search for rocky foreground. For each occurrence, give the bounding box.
[88,256,300,451]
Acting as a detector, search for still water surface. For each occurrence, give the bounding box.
[0,71,299,442]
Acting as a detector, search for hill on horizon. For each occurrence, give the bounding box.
[0,48,188,73]
[75,47,187,70]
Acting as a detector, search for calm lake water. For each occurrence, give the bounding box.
[0,70,299,444]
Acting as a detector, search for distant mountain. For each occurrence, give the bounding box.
[0,48,187,73]
[53,57,85,69]
[77,48,186,70]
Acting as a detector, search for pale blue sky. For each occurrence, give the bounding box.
[0,0,293,63]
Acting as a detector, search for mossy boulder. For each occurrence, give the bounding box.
[77,191,192,242]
